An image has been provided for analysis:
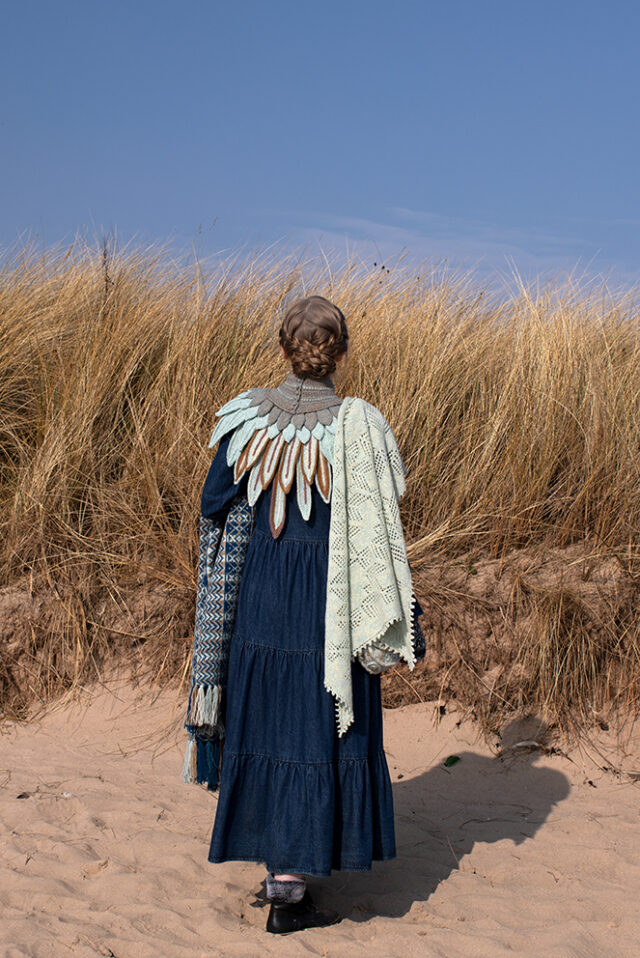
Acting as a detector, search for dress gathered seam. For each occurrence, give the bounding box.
[233,634,323,655]
[224,748,389,767]
[252,527,329,545]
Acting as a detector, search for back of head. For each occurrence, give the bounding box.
[279,295,349,379]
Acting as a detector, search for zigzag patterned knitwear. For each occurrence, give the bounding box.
[182,495,254,789]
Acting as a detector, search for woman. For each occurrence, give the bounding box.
[184,295,424,934]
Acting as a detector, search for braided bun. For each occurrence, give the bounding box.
[279,295,349,379]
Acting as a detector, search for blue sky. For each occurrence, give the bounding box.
[2,1,639,287]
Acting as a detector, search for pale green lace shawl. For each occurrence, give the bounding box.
[324,397,417,736]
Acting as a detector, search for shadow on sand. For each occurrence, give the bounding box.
[316,718,572,921]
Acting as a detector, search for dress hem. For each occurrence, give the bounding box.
[207,850,397,878]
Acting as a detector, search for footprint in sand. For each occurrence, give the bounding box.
[81,858,110,878]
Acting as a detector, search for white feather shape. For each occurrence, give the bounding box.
[253,412,271,429]
[282,421,296,442]
[266,421,281,439]
[214,390,254,416]
[226,414,261,465]
[209,405,257,447]
[296,456,312,520]
[318,430,334,464]
[301,435,319,483]
[247,458,264,506]
[311,421,325,440]
[296,426,311,444]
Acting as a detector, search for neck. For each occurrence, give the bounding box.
[284,370,335,390]
[273,369,339,413]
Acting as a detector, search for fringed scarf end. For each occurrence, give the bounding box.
[182,733,222,790]
[182,736,199,784]
[186,682,222,728]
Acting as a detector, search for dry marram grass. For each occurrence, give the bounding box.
[1,238,639,741]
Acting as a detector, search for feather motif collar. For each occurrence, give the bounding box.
[209,373,344,537]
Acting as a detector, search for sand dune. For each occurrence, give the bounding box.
[1,676,639,957]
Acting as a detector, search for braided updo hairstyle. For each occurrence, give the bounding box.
[279,295,349,379]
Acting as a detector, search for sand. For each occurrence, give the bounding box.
[1,677,639,958]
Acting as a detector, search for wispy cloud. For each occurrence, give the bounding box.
[212,204,640,295]
[388,206,581,253]
[249,205,621,287]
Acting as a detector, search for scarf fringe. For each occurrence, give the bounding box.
[182,734,223,789]
[187,682,222,727]
[182,736,198,784]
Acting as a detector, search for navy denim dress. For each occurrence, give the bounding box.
[201,432,397,876]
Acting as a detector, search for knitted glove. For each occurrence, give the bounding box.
[357,593,426,674]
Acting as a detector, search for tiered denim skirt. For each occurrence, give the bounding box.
[203,434,397,877]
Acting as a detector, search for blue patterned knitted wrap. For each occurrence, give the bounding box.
[182,492,254,790]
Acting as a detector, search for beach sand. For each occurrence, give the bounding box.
[1,676,639,958]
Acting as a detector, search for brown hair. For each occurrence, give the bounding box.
[278,295,349,379]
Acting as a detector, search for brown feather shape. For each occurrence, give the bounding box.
[277,437,301,494]
[245,425,270,468]
[260,433,286,487]
[315,451,331,502]
[269,478,287,538]
[301,435,319,483]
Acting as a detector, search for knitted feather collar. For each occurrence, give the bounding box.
[209,372,344,537]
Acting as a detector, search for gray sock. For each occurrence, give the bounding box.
[265,871,306,903]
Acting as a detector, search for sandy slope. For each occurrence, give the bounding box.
[1,676,639,958]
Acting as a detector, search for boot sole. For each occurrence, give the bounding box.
[266,913,342,934]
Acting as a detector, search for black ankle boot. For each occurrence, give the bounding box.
[266,888,341,934]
